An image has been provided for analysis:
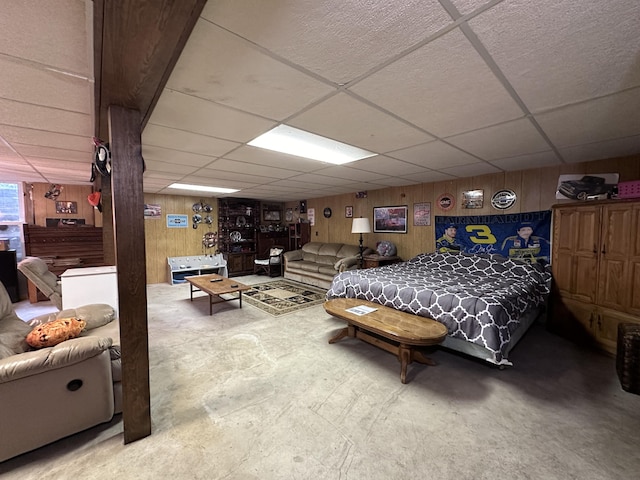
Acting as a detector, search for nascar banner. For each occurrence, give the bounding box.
[434,210,552,264]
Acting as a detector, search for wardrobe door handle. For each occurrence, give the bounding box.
[602,244,606,254]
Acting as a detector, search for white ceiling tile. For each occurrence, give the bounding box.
[289,93,433,153]
[489,151,561,171]
[0,0,91,75]
[388,140,480,169]
[17,145,90,162]
[144,159,200,175]
[0,125,91,152]
[142,124,240,158]
[151,89,276,142]
[469,0,640,112]
[142,145,217,168]
[224,146,325,173]
[535,89,640,147]
[368,176,422,187]
[0,98,92,136]
[445,118,551,160]
[351,28,523,137]
[25,158,92,173]
[310,166,389,182]
[168,20,334,120]
[559,135,640,164]
[203,0,453,84]
[438,161,501,177]
[347,155,432,177]
[0,57,92,114]
[450,0,496,16]
[196,168,281,185]
[178,176,259,189]
[210,158,298,179]
[397,170,456,183]
[267,178,336,190]
[288,173,355,186]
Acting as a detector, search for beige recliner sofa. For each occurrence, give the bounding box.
[283,242,373,289]
[0,283,121,462]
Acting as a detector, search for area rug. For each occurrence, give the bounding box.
[243,279,327,316]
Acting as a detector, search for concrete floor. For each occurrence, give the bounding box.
[2,277,640,479]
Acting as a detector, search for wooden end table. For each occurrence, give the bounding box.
[186,274,250,315]
[362,254,401,269]
[324,298,448,383]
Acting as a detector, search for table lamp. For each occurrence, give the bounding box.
[351,217,371,268]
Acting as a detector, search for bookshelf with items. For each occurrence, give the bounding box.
[218,198,260,276]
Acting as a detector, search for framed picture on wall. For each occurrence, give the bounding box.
[345,206,353,218]
[55,201,77,214]
[373,205,408,233]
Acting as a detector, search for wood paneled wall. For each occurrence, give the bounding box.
[30,183,98,226]
[303,155,640,262]
[143,193,219,284]
[24,156,640,285]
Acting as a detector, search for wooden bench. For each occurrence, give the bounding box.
[324,298,448,384]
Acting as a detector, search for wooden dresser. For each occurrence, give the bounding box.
[549,200,640,354]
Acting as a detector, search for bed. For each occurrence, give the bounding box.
[326,252,551,366]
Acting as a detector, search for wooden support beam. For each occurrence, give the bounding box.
[108,105,151,444]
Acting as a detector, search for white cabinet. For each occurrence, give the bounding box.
[60,266,119,313]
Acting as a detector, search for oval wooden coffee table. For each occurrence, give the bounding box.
[324,298,448,384]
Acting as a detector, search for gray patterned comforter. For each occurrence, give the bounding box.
[326,252,551,364]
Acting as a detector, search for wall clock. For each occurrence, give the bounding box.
[323,207,332,218]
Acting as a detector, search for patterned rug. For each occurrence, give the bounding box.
[243,279,327,316]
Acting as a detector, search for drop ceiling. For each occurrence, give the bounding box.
[1,0,639,201]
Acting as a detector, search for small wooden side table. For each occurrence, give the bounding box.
[362,254,401,269]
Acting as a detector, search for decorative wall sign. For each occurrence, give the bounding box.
[373,205,408,233]
[462,189,484,209]
[144,203,161,218]
[307,208,315,226]
[413,202,431,226]
[491,190,517,210]
[167,214,188,228]
[55,201,77,214]
[436,193,455,211]
[323,207,332,218]
[355,191,368,199]
[345,206,353,218]
[285,208,293,222]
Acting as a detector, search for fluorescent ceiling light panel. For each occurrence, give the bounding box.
[248,125,376,165]
[168,183,239,194]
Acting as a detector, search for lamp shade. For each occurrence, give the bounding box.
[351,217,371,234]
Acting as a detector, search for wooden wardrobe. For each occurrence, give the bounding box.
[550,200,640,354]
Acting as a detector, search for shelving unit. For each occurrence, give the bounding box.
[288,223,311,251]
[218,198,260,276]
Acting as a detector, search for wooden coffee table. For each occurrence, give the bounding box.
[324,298,448,383]
[186,274,250,315]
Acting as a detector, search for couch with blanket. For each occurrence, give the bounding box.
[283,242,373,289]
[0,283,121,462]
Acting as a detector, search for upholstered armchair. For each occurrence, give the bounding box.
[17,256,63,309]
[0,282,121,462]
[254,246,285,277]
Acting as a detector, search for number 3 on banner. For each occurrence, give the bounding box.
[466,225,497,244]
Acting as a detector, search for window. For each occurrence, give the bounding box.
[0,182,25,259]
